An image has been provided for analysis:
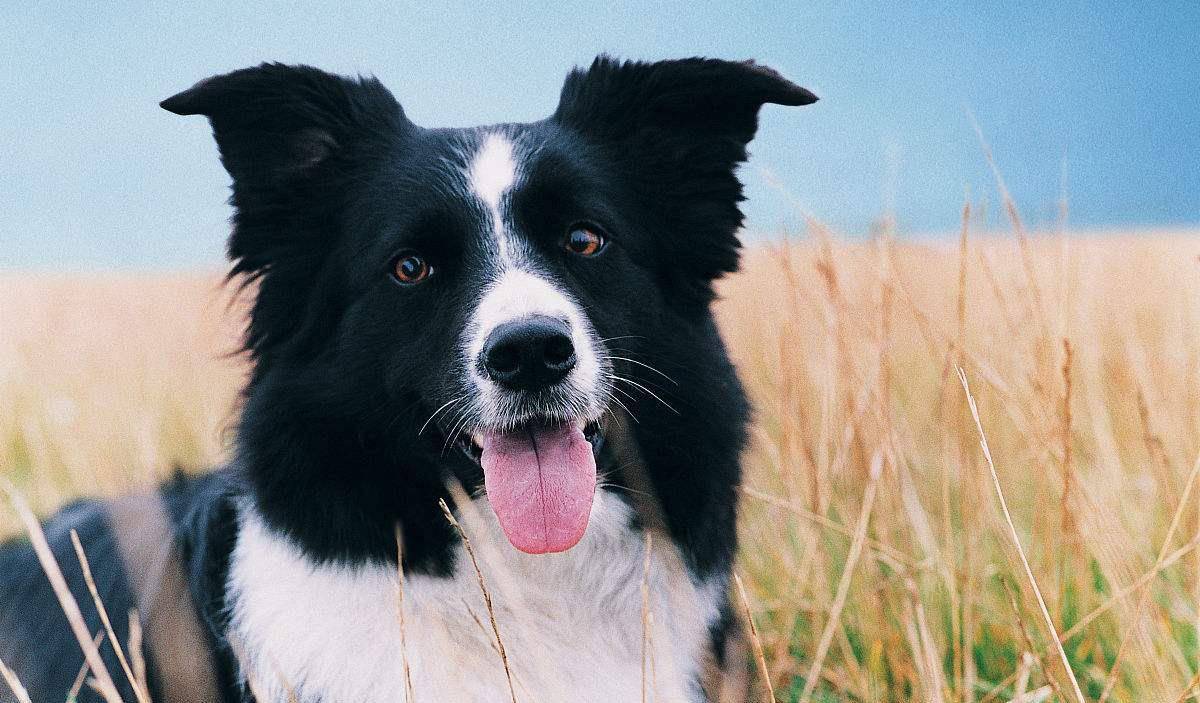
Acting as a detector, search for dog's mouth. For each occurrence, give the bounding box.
[456,419,603,464]
[454,418,603,555]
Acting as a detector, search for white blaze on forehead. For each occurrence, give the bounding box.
[467,132,517,211]
[467,132,519,264]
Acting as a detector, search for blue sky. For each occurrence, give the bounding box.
[2,1,1197,269]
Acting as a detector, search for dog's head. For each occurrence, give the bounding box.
[163,57,814,555]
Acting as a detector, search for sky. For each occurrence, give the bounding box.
[1,1,1197,269]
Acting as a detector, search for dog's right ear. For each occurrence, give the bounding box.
[161,63,411,191]
[162,64,413,358]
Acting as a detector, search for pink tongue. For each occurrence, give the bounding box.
[480,424,596,554]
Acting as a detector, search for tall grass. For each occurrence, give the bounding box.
[3,229,1199,701]
[720,228,1200,701]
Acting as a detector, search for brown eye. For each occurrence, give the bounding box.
[391,251,432,284]
[563,226,606,257]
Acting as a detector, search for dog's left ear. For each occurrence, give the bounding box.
[553,56,816,305]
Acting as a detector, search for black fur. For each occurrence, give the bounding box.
[0,475,234,703]
[0,56,814,702]
[0,499,144,702]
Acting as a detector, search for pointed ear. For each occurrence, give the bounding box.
[553,56,816,305]
[161,64,412,357]
[553,56,816,145]
[162,63,412,278]
[161,62,411,188]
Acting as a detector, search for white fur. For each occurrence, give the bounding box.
[227,494,720,702]
[467,132,520,267]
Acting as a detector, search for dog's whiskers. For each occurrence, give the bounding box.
[601,355,677,385]
[609,374,678,415]
[597,482,653,499]
[440,407,476,458]
[420,396,465,437]
[600,387,638,425]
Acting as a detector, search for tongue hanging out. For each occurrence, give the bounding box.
[480,423,596,554]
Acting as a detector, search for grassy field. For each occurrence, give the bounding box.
[3,228,1200,701]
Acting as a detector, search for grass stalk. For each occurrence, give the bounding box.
[798,450,884,703]
[439,498,517,703]
[69,529,151,703]
[957,368,1085,703]
[0,476,125,703]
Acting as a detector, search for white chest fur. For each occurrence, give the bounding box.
[226,492,721,702]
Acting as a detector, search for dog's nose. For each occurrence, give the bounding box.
[482,316,576,391]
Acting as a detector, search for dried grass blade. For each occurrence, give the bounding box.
[798,450,884,703]
[957,368,1085,703]
[70,529,151,703]
[0,477,125,703]
[0,654,33,703]
[439,498,518,703]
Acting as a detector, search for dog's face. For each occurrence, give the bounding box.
[163,58,814,555]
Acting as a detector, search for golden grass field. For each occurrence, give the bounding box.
[3,227,1200,701]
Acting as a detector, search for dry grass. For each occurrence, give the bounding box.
[720,229,1200,701]
[3,229,1200,701]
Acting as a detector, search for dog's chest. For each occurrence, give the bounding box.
[226,493,719,702]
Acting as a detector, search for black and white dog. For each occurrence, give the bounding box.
[0,57,815,702]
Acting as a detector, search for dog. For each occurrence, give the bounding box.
[0,56,815,702]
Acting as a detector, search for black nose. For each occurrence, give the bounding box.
[482,316,576,391]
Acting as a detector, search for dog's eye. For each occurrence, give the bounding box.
[391,251,432,284]
[563,226,606,257]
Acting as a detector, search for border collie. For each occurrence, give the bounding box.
[0,56,815,702]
